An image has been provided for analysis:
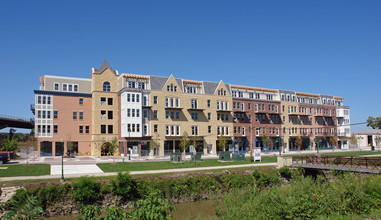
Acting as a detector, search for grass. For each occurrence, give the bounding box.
[97,156,277,173]
[0,164,50,177]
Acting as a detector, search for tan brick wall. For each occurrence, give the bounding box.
[91,68,119,155]
[150,77,233,156]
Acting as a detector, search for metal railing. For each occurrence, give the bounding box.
[0,114,34,122]
[292,156,381,171]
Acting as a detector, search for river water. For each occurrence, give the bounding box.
[48,199,216,220]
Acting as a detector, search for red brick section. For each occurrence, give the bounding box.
[232,99,282,151]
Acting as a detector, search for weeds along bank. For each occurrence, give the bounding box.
[0,168,279,218]
[216,171,381,219]
[2,168,381,219]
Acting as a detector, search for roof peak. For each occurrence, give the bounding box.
[94,60,114,73]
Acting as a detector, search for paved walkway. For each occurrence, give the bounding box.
[0,162,277,182]
[50,164,104,175]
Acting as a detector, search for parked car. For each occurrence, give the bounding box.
[0,151,11,164]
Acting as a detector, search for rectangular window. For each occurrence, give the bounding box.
[37,96,41,104]
[208,112,211,120]
[136,94,140,102]
[101,97,106,105]
[208,126,211,133]
[108,98,113,105]
[68,84,73,91]
[176,126,180,136]
[191,99,198,109]
[79,126,83,134]
[108,111,113,119]
[132,109,135,117]
[143,109,148,118]
[43,96,46,104]
[137,124,140,132]
[108,125,113,134]
[166,111,169,119]
[248,103,251,110]
[73,112,77,120]
[54,125,58,133]
[101,125,106,134]
[127,109,130,117]
[192,126,198,136]
[73,84,78,92]
[191,112,198,120]
[127,94,131,102]
[54,83,59,91]
[166,125,169,136]
[47,97,51,105]
[79,112,83,120]
[79,98,83,105]
[154,124,158,133]
[85,126,89,134]
[176,111,180,119]
[153,110,158,119]
[207,100,211,107]
[47,111,51,119]
[153,96,158,104]
[132,94,135,102]
[170,111,174,119]
[63,84,67,91]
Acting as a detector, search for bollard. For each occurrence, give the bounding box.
[122,158,125,163]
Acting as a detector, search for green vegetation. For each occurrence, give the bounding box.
[72,177,102,204]
[97,157,277,173]
[111,172,137,201]
[284,150,381,158]
[3,192,43,220]
[216,172,381,219]
[278,167,292,179]
[367,116,381,129]
[0,164,50,177]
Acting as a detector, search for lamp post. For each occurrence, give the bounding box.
[61,147,64,181]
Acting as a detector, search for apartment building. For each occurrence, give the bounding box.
[336,98,351,149]
[33,61,349,156]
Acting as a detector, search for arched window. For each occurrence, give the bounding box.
[103,82,110,92]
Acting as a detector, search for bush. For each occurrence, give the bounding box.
[111,172,137,201]
[252,170,280,188]
[279,167,292,179]
[72,177,102,204]
[130,190,176,220]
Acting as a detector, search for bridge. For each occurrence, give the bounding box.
[292,156,381,174]
[0,115,34,130]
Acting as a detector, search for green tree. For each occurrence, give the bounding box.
[329,136,337,149]
[218,136,228,151]
[295,136,303,151]
[367,116,381,129]
[350,133,357,145]
[109,137,119,155]
[179,132,191,154]
[262,134,269,150]
[1,136,19,159]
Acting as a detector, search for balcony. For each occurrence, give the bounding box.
[187,108,204,111]
[30,104,35,115]
[165,106,183,110]
[216,109,231,112]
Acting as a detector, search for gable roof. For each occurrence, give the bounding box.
[354,129,381,136]
[203,81,219,95]
[93,60,115,74]
[150,75,169,90]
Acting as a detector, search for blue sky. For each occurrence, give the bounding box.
[0,0,380,133]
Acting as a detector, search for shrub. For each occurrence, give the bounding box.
[279,167,292,179]
[130,190,176,220]
[252,170,280,188]
[72,177,102,204]
[111,172,137,201]
[4,191,43,220]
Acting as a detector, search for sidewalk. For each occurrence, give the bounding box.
[13,148,374,165]
[0,162,277,182]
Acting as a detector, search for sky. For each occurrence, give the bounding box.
[0,0,380,133]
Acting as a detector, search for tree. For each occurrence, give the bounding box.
[375,136,381,147]
[295,136,303,151]
[109,137,119,155]
[151,133,160,156]
[329,136,337,149]
[1,136,18,159]
[218,136,228,151]
[262,134,269,150]
[350,133,357,145]
[367,116,381,129]
[179,132,191,154]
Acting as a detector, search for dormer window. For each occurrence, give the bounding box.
[103,82,111,92]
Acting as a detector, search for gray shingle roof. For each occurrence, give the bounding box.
[94,60,114,74]
[175,78,183,91]
[225,83,231,96]
[203,81,218,95]
[354,129,381,135]
[150,76,169,90]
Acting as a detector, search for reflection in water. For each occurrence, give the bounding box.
[48,200,216,220]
